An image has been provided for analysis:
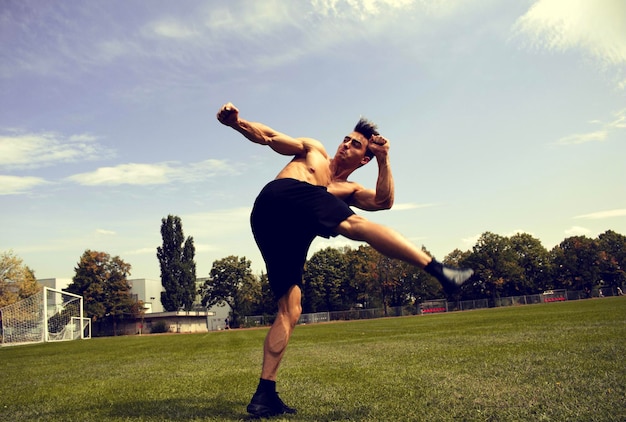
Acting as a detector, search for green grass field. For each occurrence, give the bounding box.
[1,297,625,422]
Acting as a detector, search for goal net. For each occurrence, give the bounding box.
[0,287,91,347]
[419,299,448,314]
[541,289,568,303]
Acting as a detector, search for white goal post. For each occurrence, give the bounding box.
[0,287,91,347]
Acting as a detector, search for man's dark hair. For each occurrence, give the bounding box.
[354,117,379,159]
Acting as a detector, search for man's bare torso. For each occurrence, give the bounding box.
[274,142,358,203]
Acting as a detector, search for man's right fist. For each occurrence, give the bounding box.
[217,102,239,126]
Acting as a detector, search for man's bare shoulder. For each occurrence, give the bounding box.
[298,137,328,157]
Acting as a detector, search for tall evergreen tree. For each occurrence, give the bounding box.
[157,215,197,311]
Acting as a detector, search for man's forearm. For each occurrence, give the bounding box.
[374,157,394,209]
[231,118,274,146]
[232,118,308,156]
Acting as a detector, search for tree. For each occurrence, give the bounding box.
[345,245,384,309]
[303,247,349,312]
[509,233,551,294]
[200,256,256,328]
[0,250,41,308]
[384,258,418,307]
[157,215,197,311]
[596,230,626,289]
[66,250,142,333]
[464,232,524,299]
[550,236,600,294]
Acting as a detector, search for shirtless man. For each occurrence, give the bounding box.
[216,102,473,417]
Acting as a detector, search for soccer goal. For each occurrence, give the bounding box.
[0,287,91,347]
[419,299,448,314]
[541,289,568,303]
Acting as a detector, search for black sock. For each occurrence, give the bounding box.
[257,378,276,394]
[424,259,444,281]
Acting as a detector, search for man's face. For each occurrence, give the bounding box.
[334,131,371,167]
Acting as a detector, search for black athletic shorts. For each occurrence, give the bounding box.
[250,178,355,299]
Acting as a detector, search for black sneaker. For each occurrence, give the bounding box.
[275,392,297,414]
[247,390,297,418]
[440,266,474,295]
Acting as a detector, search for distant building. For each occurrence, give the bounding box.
[38,278,71,291]
[128,279,164,313]
[38,276,233,332]
[196,277,231,329]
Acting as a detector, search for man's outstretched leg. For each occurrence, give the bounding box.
[335,215,473,293]
[247,285,301,417]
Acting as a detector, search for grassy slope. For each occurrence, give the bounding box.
[1,297,624,421]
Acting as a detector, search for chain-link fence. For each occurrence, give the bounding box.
[244,287,624,327]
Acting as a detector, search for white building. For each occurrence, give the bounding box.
[38,278,71,291]
[128,279,164,313]
[38,277,232,331]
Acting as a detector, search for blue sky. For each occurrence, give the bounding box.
[1,0,625,281]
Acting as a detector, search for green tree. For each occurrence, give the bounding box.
[596,230,626,289]
[157,215,197,311]
[344,245,402,314]
[345,245,383,309]
[0,250,41,308]
[465,232,524,299]
[550,236,600,294]
[509,233,551,294]
[237,271,263,319]
[254,272,277,317]
[66,250,142,333]
[200,256,256,328]
[303,247,349,312]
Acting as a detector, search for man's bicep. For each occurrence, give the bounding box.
[349,188,381,211]
[266,133,308,156]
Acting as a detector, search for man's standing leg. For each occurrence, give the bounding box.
[247,285,302,417]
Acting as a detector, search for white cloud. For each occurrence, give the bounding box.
[574,209,626,220]
[310,0,466,20]
[514,0,626,64]
[125,247,158,256]
[67,163,172,186]
[312,0,414,20]
[310,237,362,254]
[555,130,607,146]
[391,202,435,211]
[0,130,113,169]
[514,0,626,81]
[193,243,218,253]
[507,229,535,237]
[564,226,591,236]
[66,159,239,186]
[0,175,49,195]
[607,108,626,129]
[554,108,626,146]
[462,233,481,246]
[95,229,116,236]
[149,21,198,40]
[1,0,462,83]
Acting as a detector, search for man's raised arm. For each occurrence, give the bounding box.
[350,135,395,211]
[217,102,307,157]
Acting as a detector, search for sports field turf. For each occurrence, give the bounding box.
[1,297,624,421]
